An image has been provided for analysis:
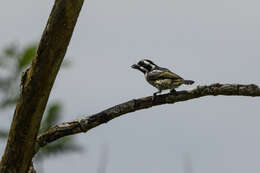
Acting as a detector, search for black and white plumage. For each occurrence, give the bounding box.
[131,59,194,98]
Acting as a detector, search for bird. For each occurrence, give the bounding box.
[131,59,194,99]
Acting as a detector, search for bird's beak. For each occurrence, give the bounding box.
[131,64,139,69]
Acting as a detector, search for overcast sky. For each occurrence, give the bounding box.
[1,0,260,172]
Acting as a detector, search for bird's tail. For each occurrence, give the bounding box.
[183,80,194,85]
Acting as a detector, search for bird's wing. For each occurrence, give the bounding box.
[148,69,183,80]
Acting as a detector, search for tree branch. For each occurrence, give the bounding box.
[0,0,84,172]
[36,83,260,150]
[27,163,37,173]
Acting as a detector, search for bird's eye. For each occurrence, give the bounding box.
[138,61,145,66]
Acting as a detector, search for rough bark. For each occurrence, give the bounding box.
[27,163,36,173]
[0,0,84,172]
[36,83,260,150]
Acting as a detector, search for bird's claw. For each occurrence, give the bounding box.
[170,89,178,95]
[152,93,157,102]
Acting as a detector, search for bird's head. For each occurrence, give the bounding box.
[131,64,147,74]
[131,59,158,73]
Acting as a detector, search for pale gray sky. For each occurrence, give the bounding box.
[1,0,260,172]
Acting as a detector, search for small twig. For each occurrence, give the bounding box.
[27,162,37,173]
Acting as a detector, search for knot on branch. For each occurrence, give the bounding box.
[78,117,89,132]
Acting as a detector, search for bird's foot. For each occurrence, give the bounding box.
[152,90,161,102]
[152,93,157,102]
[170,89,178,95]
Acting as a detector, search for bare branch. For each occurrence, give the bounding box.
[36,83,260,150]
[0,0,84,172]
